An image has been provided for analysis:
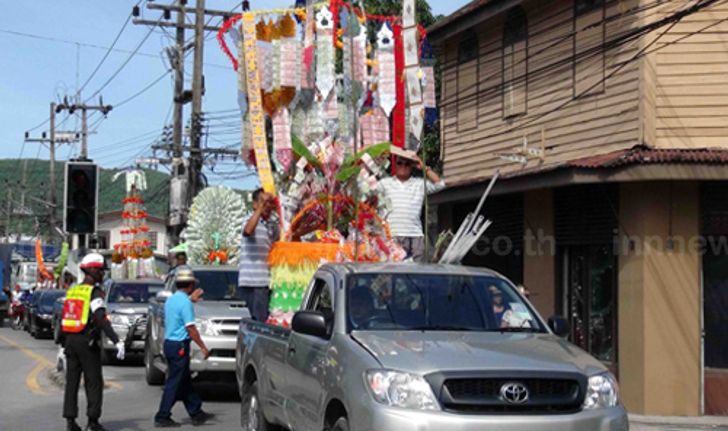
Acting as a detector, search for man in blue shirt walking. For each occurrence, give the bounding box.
[154,267,214,428]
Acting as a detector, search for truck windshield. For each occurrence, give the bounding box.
[196,271,238,301]
[109,283,155,304]
[347,274,543,332]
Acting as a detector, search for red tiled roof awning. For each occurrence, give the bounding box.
[569,145,728,169]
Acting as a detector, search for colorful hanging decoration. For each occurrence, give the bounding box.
[111,180,156,280]
[375,24,396,116]
[242,12,276,194]
[360,109,390,148]
[213,1,438,327]
[315,7,336,99]
[273,108,293,172]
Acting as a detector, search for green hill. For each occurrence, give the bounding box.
[0,159,169,235]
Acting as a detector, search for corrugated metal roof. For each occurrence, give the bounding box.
[569,145,728,168]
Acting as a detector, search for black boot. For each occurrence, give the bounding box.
[66,419,82,431]
[85,419,107,431]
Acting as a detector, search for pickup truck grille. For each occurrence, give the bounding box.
[211,318,240,336]
[440,378,583,414]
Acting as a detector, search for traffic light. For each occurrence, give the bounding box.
[64,161,99,235]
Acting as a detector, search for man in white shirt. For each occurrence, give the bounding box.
[379,151,445,262]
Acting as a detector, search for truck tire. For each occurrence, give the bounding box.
[145,339,165,386]
[241,381,277,431]
[330,417,349,431]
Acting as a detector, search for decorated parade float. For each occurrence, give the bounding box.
[216,0,438,326]
[110,169,161,279]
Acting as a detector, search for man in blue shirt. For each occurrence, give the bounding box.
[154,267,214,428]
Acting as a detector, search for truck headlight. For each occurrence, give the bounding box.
[365,370,439,411]
[583,372,620,409]
[195,318,219,336]
[110,314,130,327]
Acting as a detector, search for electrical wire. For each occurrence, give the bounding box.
[77,1,143,96]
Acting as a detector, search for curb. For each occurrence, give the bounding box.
[630,414,728,427]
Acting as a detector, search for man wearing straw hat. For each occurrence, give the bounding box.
[380,148,445,262]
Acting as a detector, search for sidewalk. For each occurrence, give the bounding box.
[630,414,728,430]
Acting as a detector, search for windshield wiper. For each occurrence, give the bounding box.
[408,325,482,331]
[492,327,539,333]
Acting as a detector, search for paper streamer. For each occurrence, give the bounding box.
[402,0,416,28]
[353,26,368,83]
[360,109,390,148]
[273,108,294,172]
[392,23,406,150]
[405,67,423,105]
[422,66,436,108]
[375,24,396,116]
[315,7,335,99]
[242,13,276,194]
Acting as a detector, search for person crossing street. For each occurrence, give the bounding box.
[61,252,125,431]
[154,267,214,428]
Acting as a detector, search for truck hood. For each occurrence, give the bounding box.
[107,303,148,315]
[351,331,606,376]
[194,300,250,320]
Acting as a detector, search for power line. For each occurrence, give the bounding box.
[77,1,143,95]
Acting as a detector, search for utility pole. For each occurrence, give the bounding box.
[49,102,57,240]
[173,0,186,160]
[55,99,112,160]
[189,0,206,200]
[133,0,240,243]
[4,188,12,241]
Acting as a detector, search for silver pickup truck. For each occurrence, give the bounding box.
[145,265,250,385]
[236,263,628,431]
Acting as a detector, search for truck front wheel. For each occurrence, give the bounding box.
[241,381,277,431]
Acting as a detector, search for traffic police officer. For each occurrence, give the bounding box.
[154,267,214,428]
[61,253,125,431]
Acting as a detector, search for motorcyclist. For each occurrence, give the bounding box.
[61,252,125,431]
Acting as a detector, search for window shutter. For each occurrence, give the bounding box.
[555,185,618,245]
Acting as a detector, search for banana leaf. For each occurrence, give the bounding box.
[292,134,321,168]
[341,142,391,169]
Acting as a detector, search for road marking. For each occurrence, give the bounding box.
[0,334,123,393]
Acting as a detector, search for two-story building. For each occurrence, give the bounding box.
[429,0,728,416]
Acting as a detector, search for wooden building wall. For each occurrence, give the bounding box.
[440,0,645,184]
[652,1,728,149]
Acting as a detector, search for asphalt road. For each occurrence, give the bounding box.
[2,325,726,431]
[0,326,241,431]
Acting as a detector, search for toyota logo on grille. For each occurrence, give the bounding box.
[500,382,529,404]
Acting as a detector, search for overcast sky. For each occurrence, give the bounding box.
[0,0,470,188]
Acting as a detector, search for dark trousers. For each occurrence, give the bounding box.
[63,334,103,420]
[237,286,270,322]
[155,339,202,421]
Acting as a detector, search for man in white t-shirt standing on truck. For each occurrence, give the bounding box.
[379,148,445,262]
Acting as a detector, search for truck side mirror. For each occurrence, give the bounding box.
[548,316,570,338]
[292,311,328,338]
[155,291,172,303]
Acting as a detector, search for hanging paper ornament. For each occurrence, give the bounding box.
[402,27,420,69]
[242,12,276,194]
[360,109,390,148]
[408,103,425,144]
[273,108,293,173]
[375,24,396,116]
[315,7,335,99]
[301,1,316,90]
[353,25,368,83]
[256,20,274,94]
[422,66,436,109]
[279,15,299,89]
[403,0,417,28]
[405,67,423,105]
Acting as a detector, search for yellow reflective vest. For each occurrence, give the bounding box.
[61,284,94,333]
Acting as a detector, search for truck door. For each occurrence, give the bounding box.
[285,274,335,431]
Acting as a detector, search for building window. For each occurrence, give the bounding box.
[502,6,527,119]
[149,231,159,250]
[458,29,479,64]
[574,0,605,98]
